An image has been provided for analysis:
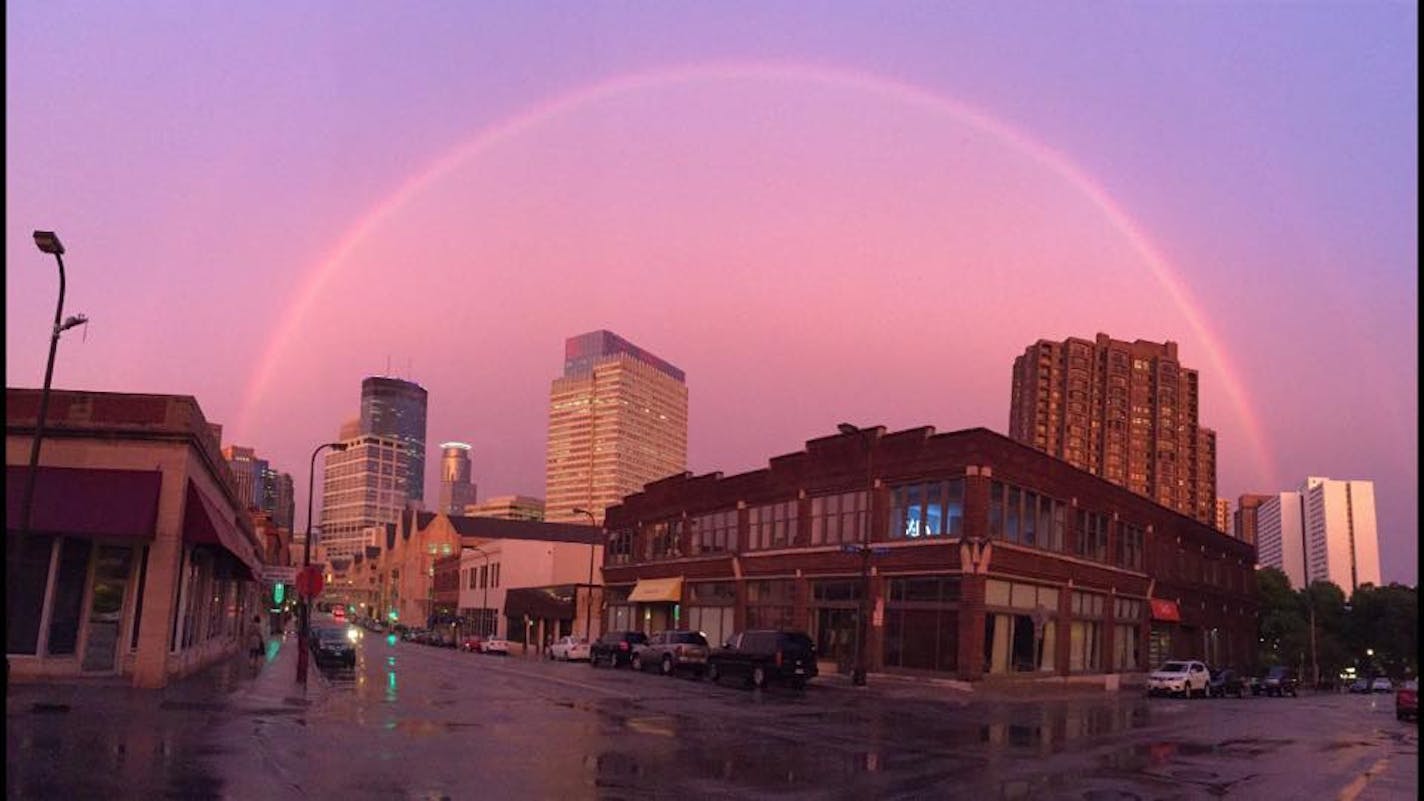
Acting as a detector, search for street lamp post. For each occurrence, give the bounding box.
[12,231,88,593]
[297,441,348,685]
[572,507,598,641]
[838,423,878,687]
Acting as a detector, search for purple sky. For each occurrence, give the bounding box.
[7,3,1417,585]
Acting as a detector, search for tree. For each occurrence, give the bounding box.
[1256,567,1307,668]
[1348,583,1418,679]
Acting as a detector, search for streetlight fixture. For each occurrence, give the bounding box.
[296,440,348,685]
[572,507,599,642]
[838,422,880,687]
[12,230,88,622]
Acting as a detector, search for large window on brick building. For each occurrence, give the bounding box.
[1116,523,1145,571]
[747,501,797,551]
[744,579,794,629]
[983,579,1058,674]
[986,481,1066,551]
[810,491,867,545]
[685,582,736,646]
[888,479,963,539]
[1069,591,1105,672]
[1112,598,1143,671]
[607,529,634,565]
[644,519,684,560]
[691,510,736,554]
[1076,510,1109,562]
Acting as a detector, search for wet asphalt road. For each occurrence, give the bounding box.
[8,634,1417,800]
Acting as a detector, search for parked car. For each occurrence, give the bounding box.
[1208,667,1247,698]
[1147,660,1210,698]
[705,630,817,690]
[310,626,356,668]
[549,636,591,662]
[589,631,649,668]
[1371,677,1394,694]
[1396,680,1418,722]
[461,636,485,653]
[632,630,710,676]
[1349,678,1372,694]
[481,637,510,655]
[1259,665,1299,697]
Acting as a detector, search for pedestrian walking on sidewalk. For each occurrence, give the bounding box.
[247,615,266,669]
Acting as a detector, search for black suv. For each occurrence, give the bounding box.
[1208,667,1246,698]
[1258,665,1299,697]
[706,630,817,689]
[589,630,648,668]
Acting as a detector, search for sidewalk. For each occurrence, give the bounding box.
[815,670,1148,705]
[6,630,320,718]
[6,632,322,801]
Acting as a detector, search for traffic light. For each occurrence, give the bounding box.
[273,582,285,604]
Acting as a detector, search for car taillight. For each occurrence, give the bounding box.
[619,641,629,651]
[775,650,783,667]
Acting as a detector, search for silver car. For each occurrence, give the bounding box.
[631,630,710,676]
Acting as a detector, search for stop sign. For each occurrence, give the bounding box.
[295,565,325,598]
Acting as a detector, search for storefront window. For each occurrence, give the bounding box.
[6,535,56,655]
[882,576,960,673]
[984,579,1057,674]
[46,538,94,656]
[1069,591,1105,672]
[685,606,734,647]
[744,579,794,629]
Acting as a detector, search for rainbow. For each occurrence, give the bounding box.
[236,60,1275,484]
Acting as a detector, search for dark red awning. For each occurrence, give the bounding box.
[6,465,161,539]
[1149,598,1182,622]
[183,481,262,577]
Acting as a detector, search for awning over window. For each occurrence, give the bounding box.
[1149,599,1182,622]
[6,465,161,539]
[182,481,261,578]
[628,576,683,603]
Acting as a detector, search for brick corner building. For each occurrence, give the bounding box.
[1009,333,1217,524]
[603,425,1256,683]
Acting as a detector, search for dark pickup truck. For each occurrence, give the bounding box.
[706,630,817,689]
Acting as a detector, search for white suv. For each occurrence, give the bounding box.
[1148,660,1210,698]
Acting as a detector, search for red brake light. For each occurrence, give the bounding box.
[775,650,783,667]
[619,641,629,651]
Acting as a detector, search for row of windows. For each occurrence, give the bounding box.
[464,562,501,590]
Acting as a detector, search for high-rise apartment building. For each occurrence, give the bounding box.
[1009,333,1217,523]
[319,433,410,562]
[1215,498,1231,534]
[1234,493,1270,546]
[544,330,688,524]
[1254,478,1380,594]
[360,377,428,503]
[464,495,546,521]
[438,442,478,514]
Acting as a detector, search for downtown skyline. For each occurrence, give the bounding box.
[6,3,1417,584]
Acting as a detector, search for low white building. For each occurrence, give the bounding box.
[456,527,603,650]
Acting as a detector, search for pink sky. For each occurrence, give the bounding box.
[6,4,1416,584]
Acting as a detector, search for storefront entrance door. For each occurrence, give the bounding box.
[81,546,134,672]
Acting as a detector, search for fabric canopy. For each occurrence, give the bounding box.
[182,481,261,578]
[628,576,683,603]
[6,465,161,539]
[1149,598,1182,622]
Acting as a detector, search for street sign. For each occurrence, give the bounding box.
[261,566,299,585]
[840,544,862,555]
[295,565,325,598]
